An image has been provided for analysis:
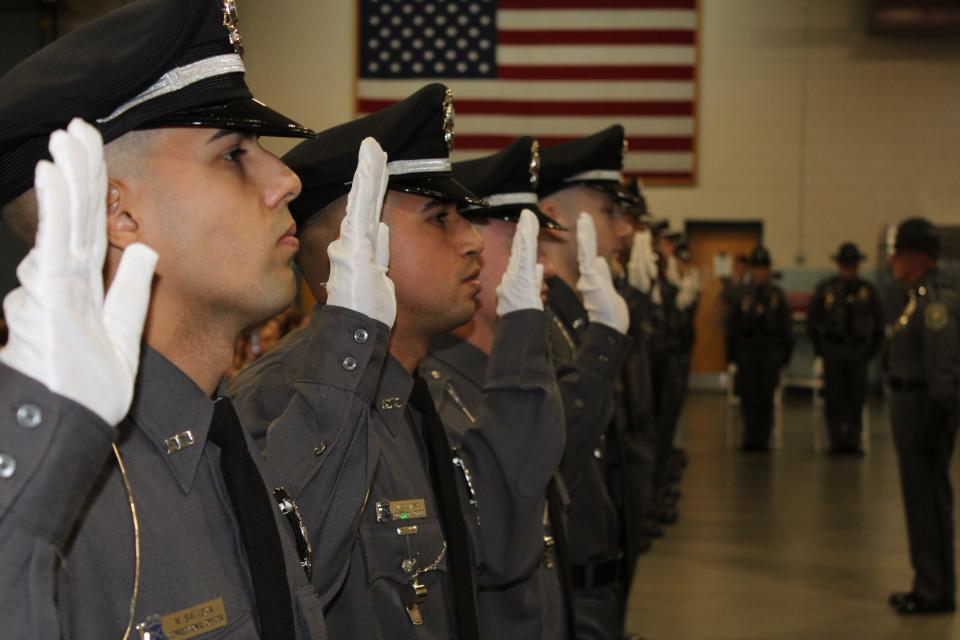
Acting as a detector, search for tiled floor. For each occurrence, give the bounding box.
[625,392,960,640]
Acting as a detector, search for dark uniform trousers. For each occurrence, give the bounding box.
[886,272,960,605]
[809,276,883,451]
[727,283,794,449]
[546,277,632,640]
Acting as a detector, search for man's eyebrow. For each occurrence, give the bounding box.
[207,129,256,143]
[420,198,448,212]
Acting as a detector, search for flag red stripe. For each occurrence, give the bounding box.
[498,64,695,80]
[499,29,695,45]
[358,99,693,116]
[456,134,692,151]
[499,0,697,9]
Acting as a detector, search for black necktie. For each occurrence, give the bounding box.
[408,377,480,640]
[209,397,296,639]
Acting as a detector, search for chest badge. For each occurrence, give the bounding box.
[925,302,949,331]
[376,498,428,523]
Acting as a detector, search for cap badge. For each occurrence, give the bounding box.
[529,141,540,191]
[223,0,244,57]
[442,88,455,151]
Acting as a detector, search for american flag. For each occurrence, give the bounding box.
[356,0,699,183]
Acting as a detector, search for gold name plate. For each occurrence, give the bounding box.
[377,498,427,523]
[161,597,228,639]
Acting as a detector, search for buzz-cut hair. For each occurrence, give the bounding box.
[0,129,158,249]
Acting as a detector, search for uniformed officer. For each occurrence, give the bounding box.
[725,246,794,451]
[612,180,663,552]
[807,242,884,454]
[646,223,685,522]
[0,1,343,637]
[421,136,573,639]
[537,127,635,640]
[885,218,960,615]
[229,84,492,639]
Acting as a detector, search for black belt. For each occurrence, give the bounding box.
[889,378,927,392]
[571,558,621,590]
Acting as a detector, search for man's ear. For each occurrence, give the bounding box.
[106,179,141,249]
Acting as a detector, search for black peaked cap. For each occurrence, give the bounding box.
[0,0,316,208]
[284,83,485,226]
[751,246,772,267]
[895,217,940,258]
[454,137,564,231]
[538,125,635,204]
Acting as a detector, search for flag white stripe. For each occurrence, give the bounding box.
[498,9,697,31]
[498,45,695,65]
[454,115,694,137]
[358,79,693,101]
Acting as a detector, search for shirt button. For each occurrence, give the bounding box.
[597,353,610,363]
[16,404,42,429]
[342,356,359,371]
[354,328,369,344]
[313,442,327,456]
[574,398,585,410]
[0,454,16,479]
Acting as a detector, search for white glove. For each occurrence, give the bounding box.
[665,254,682,287]
[676,267,700,310]
[496,209,544,315]
[626,230,657,294]
[812,356,824,378]
[0,119,158,426]
[326,137,396,327]
[727,362,738,376]
[575,213,629,334]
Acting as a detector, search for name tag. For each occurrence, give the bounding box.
[160,597,228,639]
[377,498,427,523]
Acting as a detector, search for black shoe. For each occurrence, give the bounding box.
[895,593,955,615]
[888,591,914,607]
[643,525,664,539]
[657,508,679,526]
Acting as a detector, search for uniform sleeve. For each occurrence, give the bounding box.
[455,310,564,585]
[552,322,632,492]
[258,305,390,607]
[0,364,116,639]
[228,358,297,449]
[922,291,960,422]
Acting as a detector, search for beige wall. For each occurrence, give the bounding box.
[242,0,960,270]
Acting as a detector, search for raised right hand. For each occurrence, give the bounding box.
[325,137,396,327]
[0,119,158,426]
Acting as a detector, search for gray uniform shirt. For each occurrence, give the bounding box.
[229,305,475,639]
[0,349,326,640]
[421,310,567,640]
[887,272,960,418]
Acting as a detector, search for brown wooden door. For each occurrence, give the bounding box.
[687,224,762,374]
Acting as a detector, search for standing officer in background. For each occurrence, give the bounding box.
[808,242,884,454]
[886,218,960,615]
[726,247,794,451]
[423,137,573,639]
